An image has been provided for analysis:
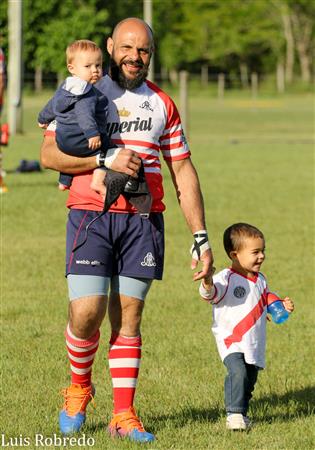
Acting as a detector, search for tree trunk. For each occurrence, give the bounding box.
[169,69,178,86]
[276,61,285,93]
[160,66,168,82]
[201,64,208,87]
[34,66,42,92]
[57,72,63,87]
[240,63,249,88]
[179,71,189,137]
[281,7,294,84]
[217,73,225,99]
[291,12,312,83]
[251,72,258,99]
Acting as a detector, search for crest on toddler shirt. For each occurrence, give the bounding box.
[234,286,246,298]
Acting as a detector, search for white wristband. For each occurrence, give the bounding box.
[190,229,210,260]
[199,282,215,301]
[104,147,122,169]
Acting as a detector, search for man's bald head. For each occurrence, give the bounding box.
[111,17,154,50]
[107,17,154,90]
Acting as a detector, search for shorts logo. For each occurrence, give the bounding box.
[234,286,246,298]
[141,252,156,267]
[76,259,90,265]
[75,259,102,266]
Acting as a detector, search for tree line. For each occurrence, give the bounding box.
[0,0,314,89]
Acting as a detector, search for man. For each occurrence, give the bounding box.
[40,18,214,443]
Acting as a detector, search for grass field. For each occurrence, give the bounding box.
[1,89,314,450]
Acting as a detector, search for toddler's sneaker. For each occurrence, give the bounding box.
[226,413,249,431]
[59,384,95,434]
[108,407,155,443]
[243,415,252,429]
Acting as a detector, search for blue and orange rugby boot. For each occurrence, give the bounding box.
[59,384,95,434]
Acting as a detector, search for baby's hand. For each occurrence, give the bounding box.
[283,296,294,313]
[38,122,48,129]
[90,168,107,198]
[88,136,101,150]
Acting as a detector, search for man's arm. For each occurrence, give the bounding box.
[40,135,141,176]
[166,157,214,281]
[40,135,97,173]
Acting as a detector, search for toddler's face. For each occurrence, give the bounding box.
[231,237,265,278]
[68,50,103,84]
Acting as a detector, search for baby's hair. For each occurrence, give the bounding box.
[223,223,264,258]
[66,40,102,64]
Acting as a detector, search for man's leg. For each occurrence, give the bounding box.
[108,293,144,413]
[60,275,109,435]
[107,277,155,443]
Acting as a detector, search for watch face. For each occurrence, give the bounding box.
[99,155,105,166]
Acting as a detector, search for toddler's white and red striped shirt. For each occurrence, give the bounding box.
[201,269,278,369]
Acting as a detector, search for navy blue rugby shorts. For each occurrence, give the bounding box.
[66,210,165,280]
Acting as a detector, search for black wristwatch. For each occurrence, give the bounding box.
[97,152,106,167]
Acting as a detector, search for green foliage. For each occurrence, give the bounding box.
[21,0,140,76]
[4,0,315,83]
[158,0,285,71]
[33,1,109,74]
[0,0,8,53]
[156,0,314,80]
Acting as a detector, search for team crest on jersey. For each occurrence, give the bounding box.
[139,100,153,111]
[141,252,156,267]
[118,107,131,117]
[234,286,246,298]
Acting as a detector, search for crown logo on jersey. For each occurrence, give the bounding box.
[118,107,131,117]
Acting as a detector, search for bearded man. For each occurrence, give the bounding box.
[40,17,214,443]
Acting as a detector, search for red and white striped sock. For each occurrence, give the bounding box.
[108,333,142,413]
[65,324,100,387]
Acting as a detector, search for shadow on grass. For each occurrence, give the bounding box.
[250,385,315,423]
[83,406,224,434]
[84,422,109,434]
[148,405,225,432]
[79,386,315,434]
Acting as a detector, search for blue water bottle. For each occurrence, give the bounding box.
[267,300,289,324]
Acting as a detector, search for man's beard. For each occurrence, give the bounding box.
[109,56,149,90]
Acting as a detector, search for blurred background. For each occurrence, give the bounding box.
[0,0,314,122]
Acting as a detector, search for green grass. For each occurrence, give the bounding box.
[1,90,314,450]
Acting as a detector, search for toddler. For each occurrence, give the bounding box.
[38,39,112,191]
[199,223,294,430]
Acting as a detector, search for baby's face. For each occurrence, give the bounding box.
[68,50,103,84]
[232,237,265,278]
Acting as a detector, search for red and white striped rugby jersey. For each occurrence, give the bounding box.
[206,268,276,369]
[45,75,190,212]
